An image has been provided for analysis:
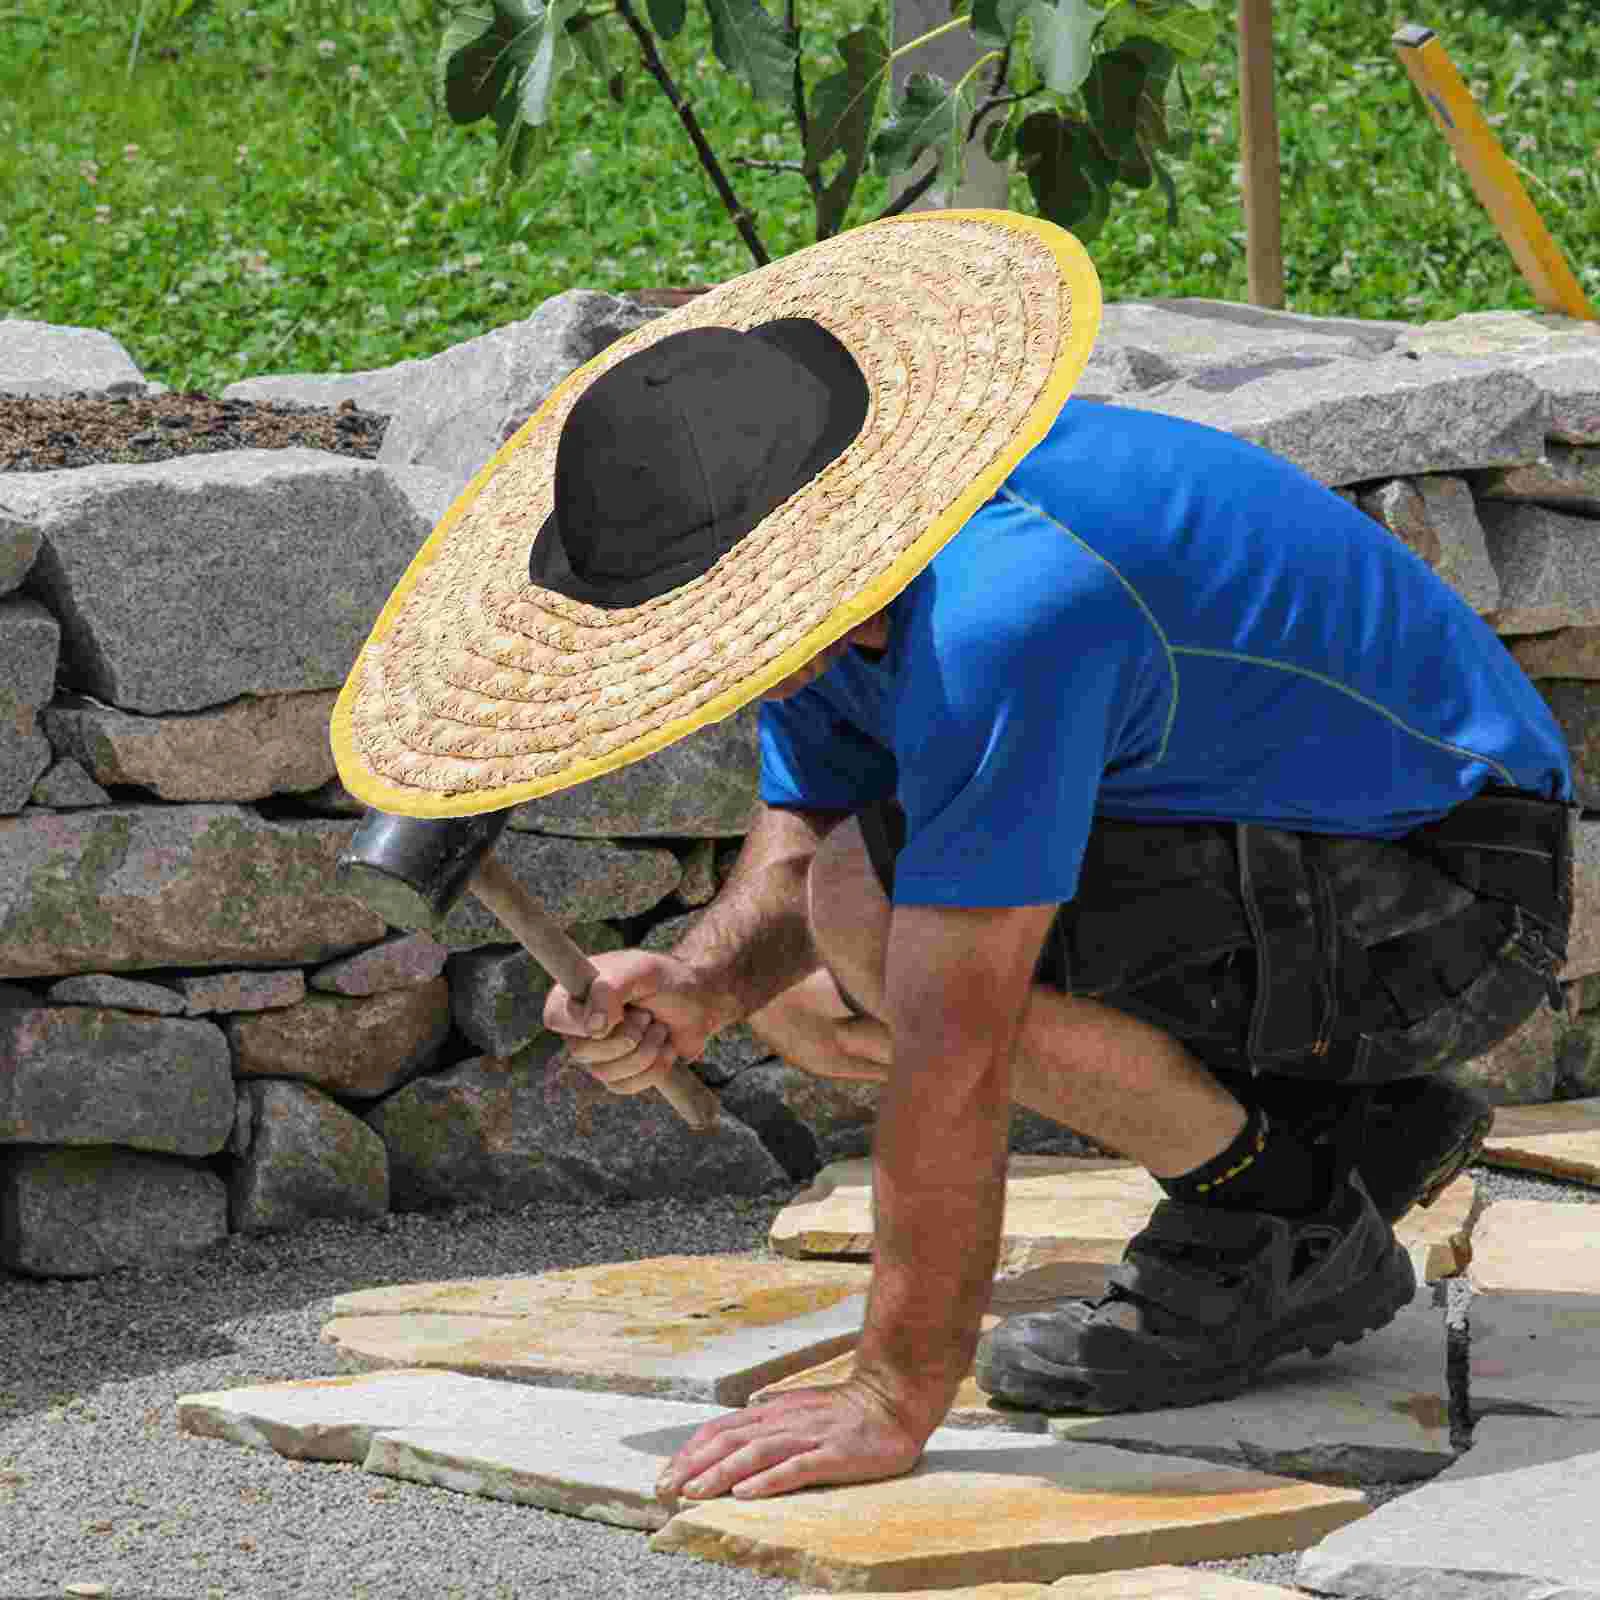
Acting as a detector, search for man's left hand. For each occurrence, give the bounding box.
[656,1380,930,1503]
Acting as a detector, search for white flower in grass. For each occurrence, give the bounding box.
[394,234,411,248]
[1136,232,1156,253]
[123,143,140,159]
[463,252,484,269]
[1198,250,1217,267]
[1516,133,1536,153]
[506,240,529,257]
[1328,158,1347,171]
[94,205,112,224]
[1310,101,1328,116]
[489,278,510,294]
[47,233,66,246]
[570,148,597,180]
[317,39,337,57]
[346,64,364,82]
[1404,294,1426,309]
[79,161,98,186]
[1487,113,1508,127]
[1330,261,1353,282]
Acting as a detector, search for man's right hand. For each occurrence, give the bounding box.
[542,950,729,1096]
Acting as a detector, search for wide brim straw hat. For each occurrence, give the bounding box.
[331,208,1102,818]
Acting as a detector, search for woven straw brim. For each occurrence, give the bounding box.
[332,209,1101,818]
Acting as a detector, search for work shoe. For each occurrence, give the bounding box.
[1355,1076,1493,1224]
[974,1172,1415,1414]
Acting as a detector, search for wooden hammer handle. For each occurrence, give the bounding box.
[469,854,720,1131]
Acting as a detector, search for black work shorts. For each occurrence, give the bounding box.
[857,788,1576,1086]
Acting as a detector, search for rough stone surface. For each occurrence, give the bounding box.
[0,1145,227,1277]
[1480,500,1600,635]
[714,1061,821,1181]
[429,832,681,946]
[42,690,339,802]
[0,451,455,711]
[0,595,59,812]
[1396,1174,1479,1283]
[1482,1096,1600,1185]
[1297,1416,1600,1598]
[794,1572,1312,1600]
[309,932,450,996]
[0,518,39,597]
[229,979,450,1099]
[28,758,110,809]
[1041,1289,1453,1484]
[507,708,760,838]
[1536,680,1600,797]
[1571,819,1600,980]
[368,1035,784,1207]
[1524,349,1600,445]
[1355,476,1499,612]
[1442,1000,1560,1105]
[448,923,623,1055]
[0,318,148,398]
[1468,1200,1600,1418]
[676,839,719,907]
[651,1430,1367,1589]
[0,1003,234,1155]
[178,967,306,1015]
[321,1255,872,1404]
[1128,356,1545,487]
[374,290,663,490]
[0,806,385,978]
[45,972,183,1014]
[179,1370,729,1532]
[1476,443,1600,515]
[1511,628,1600,679]
[1392,309,1599,361]
[230,1079,389,1234]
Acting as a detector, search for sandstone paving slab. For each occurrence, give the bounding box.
[1045,1289,1454,1485]
[1297,1416,1600,1599]
[650,1430,1367,1590]
[792,1567,1314,1599]
[320,1255,872,1404]
[772,1158,1473,1285]
[1481,1096,1600,1184]
[177,1368,727,1529]
[1468,1200,1600,1418]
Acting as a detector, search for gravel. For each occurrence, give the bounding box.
[3,1158,1594,1600]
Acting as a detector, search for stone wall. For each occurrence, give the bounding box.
[3,296,1600,1278]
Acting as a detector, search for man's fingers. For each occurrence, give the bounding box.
[568,1010,676,1095]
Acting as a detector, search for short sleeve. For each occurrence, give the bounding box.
[758,691,897,812]
[889,513,1163,907]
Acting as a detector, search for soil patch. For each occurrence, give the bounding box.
[0,390,388,472]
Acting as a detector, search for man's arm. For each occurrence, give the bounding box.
[670,801,849,1032]
[655,898,1057,1501]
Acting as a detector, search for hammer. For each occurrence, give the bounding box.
[336,810,720,1131]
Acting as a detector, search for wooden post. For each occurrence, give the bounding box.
[1237,0,1284,308]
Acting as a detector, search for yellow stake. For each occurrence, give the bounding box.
[1392,22,1597,322]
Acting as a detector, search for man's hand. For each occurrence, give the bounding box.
[656,1380,930,1503]
[543,949,728,1095]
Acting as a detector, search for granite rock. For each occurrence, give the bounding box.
[2,451,455,712]
[229,979,450,1099]
[0,1003,234,1155]
[1355,475,1499,612]
[0,1145,227,1277]
[1476,443,1600,516]
[42,690,339,802]
[1509,628,1600,679]
[0,520,39,598]
[507,708,760,838]
[45,972,183,1015]
[179,967,306,1015]
[230,1079,389,1233]
[310,932,450,996]
[0,806,385,978]
[0,318,148,398]
[447,924,622,1056]
[0,596,59,813]
[1480,500,1600,634]
[28,758,110,809]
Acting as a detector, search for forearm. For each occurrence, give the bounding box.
[670,804,840,1030]
[851,1022,1012,1433]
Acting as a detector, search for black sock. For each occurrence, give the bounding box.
[1158,1104,1335,1216]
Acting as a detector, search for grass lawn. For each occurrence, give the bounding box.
[3,0,1597,391]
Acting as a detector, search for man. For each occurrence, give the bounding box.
[333,212,1573,1511]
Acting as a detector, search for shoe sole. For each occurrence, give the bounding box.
[974,1239,1417,1415]
[1381,1104,1494,1225]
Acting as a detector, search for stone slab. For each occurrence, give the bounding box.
[651,1431,1367,1590]
[1467,1199,1600,1298]
[45,973,184,1015]
[1480,500,1600,635]
[320,1256,872,1405]
[772,1158,1474,1285]
[0,318,147,398]
[793,1570,1313,1600]
[1297,1416,1600,1598]
[178,1369,726,1529]
[1482,1097,1600,1185]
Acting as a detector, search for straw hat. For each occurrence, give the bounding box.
[331,208,1102,818]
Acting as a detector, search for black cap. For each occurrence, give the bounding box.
[529,318,869,609]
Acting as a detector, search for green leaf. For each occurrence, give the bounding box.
[518,0,582,126]
[970,0,1029,48]
[1080,42,1148,160]
[1027,0,1103,98]
[1014,107,1116,239]
[438,1,505,124]
[571,12,611,81]
[702,0,797,104]
[983,96,1028,161]
[805,17,890,238]
[870,70,962,176]
[646,0,686,41]
[1103,0,1219,60]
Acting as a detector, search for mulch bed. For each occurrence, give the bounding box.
[0,390,388,472]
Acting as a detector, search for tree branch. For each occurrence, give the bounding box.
[872,156,942,220]
[610,0,771,268]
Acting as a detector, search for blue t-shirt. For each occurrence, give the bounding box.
[758,400,1572,907]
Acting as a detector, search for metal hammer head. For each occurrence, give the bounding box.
[337,809,511,933]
